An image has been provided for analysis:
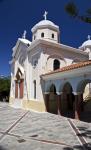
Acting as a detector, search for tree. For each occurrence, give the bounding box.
[0,77,10,102]
[65,1,91,24]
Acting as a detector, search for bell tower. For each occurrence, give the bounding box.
[31,11,60,43]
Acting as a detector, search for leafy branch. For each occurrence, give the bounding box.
[65,1,91,23]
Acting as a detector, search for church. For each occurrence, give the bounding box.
[9,12,91,120]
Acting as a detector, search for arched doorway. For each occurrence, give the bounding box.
[15,68,24,99]
[61,83,75,118]
[77,79,91,122]
[48,84,58,114]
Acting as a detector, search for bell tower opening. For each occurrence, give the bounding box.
[31,11,60,43]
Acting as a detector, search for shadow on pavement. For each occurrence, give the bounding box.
[0,146,8,150]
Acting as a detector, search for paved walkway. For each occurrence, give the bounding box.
[0,102,91,150]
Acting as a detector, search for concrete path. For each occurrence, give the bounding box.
[0,102,91,150]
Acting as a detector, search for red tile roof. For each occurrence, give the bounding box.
[41,60,91,76]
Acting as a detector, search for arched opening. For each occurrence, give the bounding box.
[53,59,60,70]
[77,79,91,122]
[15,68,24,99]
[41,32,44,38]
[48,84,58,114]
[52,33,54,39]
[34,35,36,40]
[61,83,75,118]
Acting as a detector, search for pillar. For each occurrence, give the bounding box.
[57,92,62,115]
[74,92,81,120]
[74,94,79,119]
[80,93,84,111]
[44,93,49,112]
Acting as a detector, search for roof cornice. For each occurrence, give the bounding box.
[28,39,88,56]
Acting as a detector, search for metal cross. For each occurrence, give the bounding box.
[43,11,48,20]
[22,30,27,39]
[87,35,91,40]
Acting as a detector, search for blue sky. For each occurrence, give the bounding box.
[0,0,91,76]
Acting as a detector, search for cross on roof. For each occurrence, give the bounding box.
[43,11,48,20]
[87,35,91,40]
[22,30,27,39]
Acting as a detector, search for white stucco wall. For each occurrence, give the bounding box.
[10,31,89,105]
[33,28,58,43]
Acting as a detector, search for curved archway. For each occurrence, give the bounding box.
[46,54,66,72]
[48,84,58,114]
[53,59,60,70]
[76,79,91,122]
[61,82,75,118]
[77,79,91,93]
[15,68,24,99]
[47,54,66,62]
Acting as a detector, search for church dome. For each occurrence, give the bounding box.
[81,40,91,47]
[79,35,91,50]
[31,19,59,32]
[35,20,58,27]
[31,11,60,43]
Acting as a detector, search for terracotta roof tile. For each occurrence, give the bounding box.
[42,60,91,76]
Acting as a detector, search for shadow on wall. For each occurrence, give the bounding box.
[80,99,91,122]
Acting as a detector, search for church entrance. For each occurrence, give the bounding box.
[15,69,24,99]
[15,79,24,99]
[61,83,75,118]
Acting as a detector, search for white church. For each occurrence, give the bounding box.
[9,12,91,120]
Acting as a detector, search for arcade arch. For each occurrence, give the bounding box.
[44,77,91,121]
[61,82,75,118]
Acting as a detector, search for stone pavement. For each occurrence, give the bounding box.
[0,102,90,150]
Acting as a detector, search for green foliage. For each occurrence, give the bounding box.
[65,1,78,17]
[0,77,10,100]
[65,1,91,24]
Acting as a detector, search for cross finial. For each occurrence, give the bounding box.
[22,30,27,39]
[43,11,48,20]
[87,35,91,40]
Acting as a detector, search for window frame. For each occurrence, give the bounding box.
[41,32,44,38]
[52,33,54,39]
[53,59,60,70]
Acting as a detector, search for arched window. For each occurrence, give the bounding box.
[52,33,54,39]
[53,59,60,70]
[34,35,36,40]
[34,80,36,99]
[41,32,44,38]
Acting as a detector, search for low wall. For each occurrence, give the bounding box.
[22,100,46,112]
